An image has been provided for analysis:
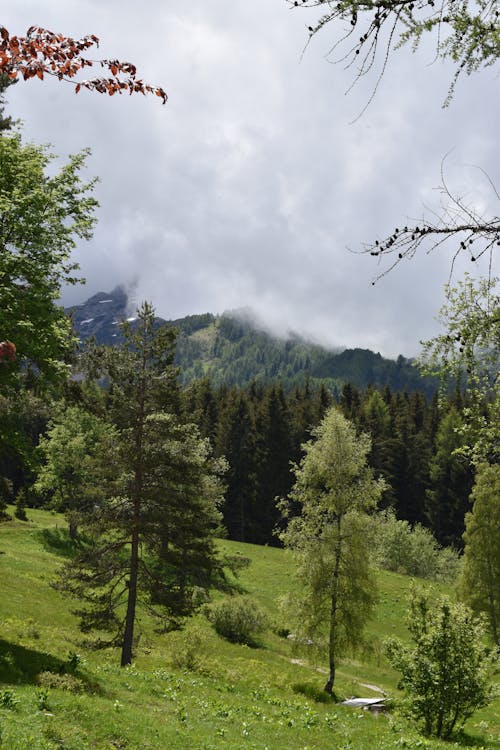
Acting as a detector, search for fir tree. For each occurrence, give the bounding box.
[59,304,225,666]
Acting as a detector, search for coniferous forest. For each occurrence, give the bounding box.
[0,293,475,551]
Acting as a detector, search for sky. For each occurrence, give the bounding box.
[4,1,499,358]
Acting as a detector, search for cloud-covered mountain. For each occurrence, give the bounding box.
[67,288,436,394]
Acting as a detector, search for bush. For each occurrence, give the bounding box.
[205,596,268,645]
[0,689,19,709]
[372,510,460,582]
[38,671,85,694]
[385,590,497,739]
[169,625,206,672]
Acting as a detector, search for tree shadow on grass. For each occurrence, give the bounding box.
[35,527,91,559]
[0,640,103,694]
[0,638,68,684]
[452,732,498,748]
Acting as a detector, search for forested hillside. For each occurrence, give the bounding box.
[67,288,437,394]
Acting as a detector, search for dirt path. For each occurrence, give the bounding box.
[359,682,386,695]
[288,658,386,694]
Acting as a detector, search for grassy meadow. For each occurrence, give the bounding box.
[0,508,498,749]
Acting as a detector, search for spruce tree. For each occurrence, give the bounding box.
[216,390,258,542]
[254,384,292,544]
[59,304,225,666]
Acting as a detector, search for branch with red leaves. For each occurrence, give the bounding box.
[0,26,167,103]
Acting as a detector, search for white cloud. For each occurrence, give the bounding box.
[4,1,499,358]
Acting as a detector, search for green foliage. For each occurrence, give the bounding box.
[386,591,498,738]
[460,462,500,645]
[0,508,498,748]
[371,510,461,582]
[169,625,207,672]
[206,596,268,645]
[425,406,474,548]
[0,130,98,388]
[59,304,226,666]
[38,671,85,694]
[34,405,119,538]
[420,275,499,466]
[280,407,385,693]
[291,0,500,106]
[13,489,27,522]
[174,312,435,393]
[0,689,19,709]
[65,651,82,674]
[35,687,50,711]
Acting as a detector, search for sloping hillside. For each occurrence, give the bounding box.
[0,509,498,749]
[67,288,437,393]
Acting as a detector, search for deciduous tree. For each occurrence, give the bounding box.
[386,590,497,738]
[288,1,500,274]
[35,406,119,539]
[420,274,499,465]
[0,131,98,387]
[280,407,385,695]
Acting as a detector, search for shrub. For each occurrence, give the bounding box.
[36,687,50,711]
[65,651,82,674]
[385,590,497,739]
[205,596,268,645]
[38,671,85,694]
[0,689,19,709]
[13,489,28,521]
[169,625,206,672]
[372,510,460,582]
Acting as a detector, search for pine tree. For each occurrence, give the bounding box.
[254,384,293,544]
[59,304,225,666]
[215,390,258,542]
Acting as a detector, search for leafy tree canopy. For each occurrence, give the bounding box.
[280,407,385,694]
[0,131,98,386]
[386,590,497,738]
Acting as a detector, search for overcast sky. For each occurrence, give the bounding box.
[4,1,499,357]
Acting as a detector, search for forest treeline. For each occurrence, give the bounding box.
[1,344,472,555]
[183,377,473,549]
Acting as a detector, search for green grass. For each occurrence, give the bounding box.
[0,508,498,749]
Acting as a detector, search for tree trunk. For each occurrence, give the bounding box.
[121,527,139,666]
[324,516,342,696]
[486,558,499,646]
[68,519,78,540]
